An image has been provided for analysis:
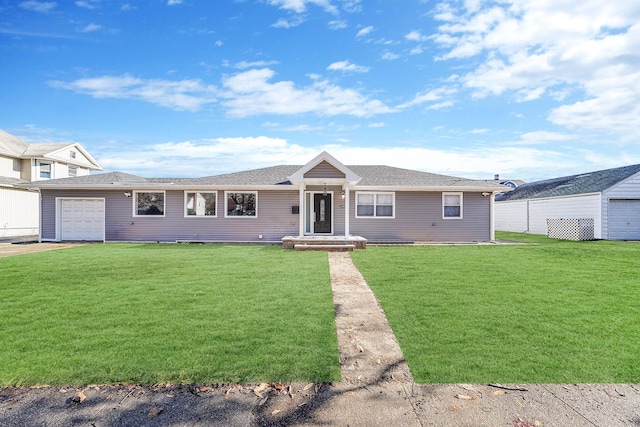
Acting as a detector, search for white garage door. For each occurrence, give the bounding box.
[609,199,640,240]
[60,199,105,241]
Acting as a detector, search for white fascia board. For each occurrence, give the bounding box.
[46,144,103,170]
[352,185,510,193]
[33,184,299,191]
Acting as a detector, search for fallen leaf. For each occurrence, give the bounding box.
[72,392,86,403]
[199,386,212,392]
[225,388,235,399]
[356,344,364,353]
[271,409,281,415]
[343,391,355,396]
[448,406,459,412]
[259,397,268,406]
[514,418,536,427]
[493,390,506,395]
[272,382,286,392]
[253,383,270,398]
[288,385,294,398]
[148,405,163,419]
[59,389,67,393]
[455,394,476,400]
[303,383,314,391]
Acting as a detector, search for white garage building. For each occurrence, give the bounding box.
[495,164,640,240]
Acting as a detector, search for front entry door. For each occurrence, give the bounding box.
[314,194,332,233]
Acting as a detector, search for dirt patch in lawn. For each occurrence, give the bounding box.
[0,242,85,258]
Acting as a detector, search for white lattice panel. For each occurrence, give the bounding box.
[546,218,595,241]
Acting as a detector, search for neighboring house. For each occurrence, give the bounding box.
[0,130,103,239]
[495,164,640,240]
[22,151,508,246]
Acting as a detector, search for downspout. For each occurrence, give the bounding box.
[38,189,42,243]
[344,185,350,237]
[489,192,495,242]
[298,183,305,237]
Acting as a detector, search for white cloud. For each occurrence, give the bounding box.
[52,69,394,118]
[268,0,338,14]
[75,0,99,9]
[49,75,218,112]
[398,87,457,109]
[167,0,183,5]
[120,3,135,11]
[220,68,394,117]
[431,0,640,137]
[368,122,384,128]
[95,135,574,181]
[80,23,102,33]
[380,52,399,61]
[340,0,361,13]
[356,26,373,38]
[328,20,347,30]
[326,60,369,73]
[19,1,56,13]
[234,60,280,69]
[272,16,306,28]
[405,30,428,42]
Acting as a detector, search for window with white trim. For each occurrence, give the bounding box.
[68,165,78,177]
[356,192,395,218]
[185,192,216,217]
[442,192,462,219]
[225,192,257,217]
[134,191,165,216]
[39,161,52,179]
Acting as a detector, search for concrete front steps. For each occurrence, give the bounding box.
[282,235,367,251]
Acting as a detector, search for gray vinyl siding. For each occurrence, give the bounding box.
[305,161,345,179]
[41,189,491,243]
[42,189,299,242]
[350,191,491,242]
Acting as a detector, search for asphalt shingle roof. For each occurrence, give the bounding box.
[30,164,507,189]
[496,164,640,202]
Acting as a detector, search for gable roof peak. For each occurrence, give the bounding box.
[289,151,360,184]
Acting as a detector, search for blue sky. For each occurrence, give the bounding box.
[1,0,639,181]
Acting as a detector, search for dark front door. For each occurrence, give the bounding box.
[314,194,332,233]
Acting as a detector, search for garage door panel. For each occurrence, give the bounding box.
[609,200,640,240]
[60,199,105,241]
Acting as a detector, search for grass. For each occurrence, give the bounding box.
[0,244,340,386]
[350,232,640,383]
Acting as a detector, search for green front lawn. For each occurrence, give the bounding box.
[351,232,640,383]
[0,244,340,386]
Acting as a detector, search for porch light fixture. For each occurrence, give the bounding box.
[341,191,345,199]
[323,183,327,196]
[124,192,132,198]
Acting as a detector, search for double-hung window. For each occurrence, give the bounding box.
[356,192,394,218]
[225,192,257,217]
[442,192,463,219]
[134,191,165,216]
[185,192,216,217]
[39,161,52,179]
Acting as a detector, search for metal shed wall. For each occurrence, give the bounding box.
[0,187,39,238]
[602,171,640,240]
[495,194,602,238]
